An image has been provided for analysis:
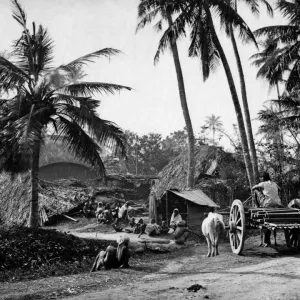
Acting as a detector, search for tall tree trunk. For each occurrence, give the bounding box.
[29,138,41,228]
[167,13,195,189]
[205,7,253,187]
[229,23,259,183]
[275,82,284,201]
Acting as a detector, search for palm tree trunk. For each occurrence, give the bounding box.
[167,13,195,188]
[29,138,41,228]
[205,7,253,187]
[229,23,259,183]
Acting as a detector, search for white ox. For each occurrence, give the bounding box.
[202,212,225,257]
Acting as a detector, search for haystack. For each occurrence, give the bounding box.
[152,145,249,207]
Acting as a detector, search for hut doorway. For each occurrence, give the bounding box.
[160,189,188,224]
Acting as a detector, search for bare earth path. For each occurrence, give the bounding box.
[66,254,300,300]
[2,233,300,300]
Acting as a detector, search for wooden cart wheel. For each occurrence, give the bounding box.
[284,229,300,252]
[229,199,246,255]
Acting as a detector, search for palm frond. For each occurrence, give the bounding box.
[254,25,298,44]
[54,93,100,110]
[0,56,28,91]
[210,0,257,46]
[154,10,188,64]
[136,5,162,32]
[55,48,121,74]
[54,82,131,98]
[56,103,126,157]
[277,0,300,25]
[54,115,106,176]
[11,0,27,28]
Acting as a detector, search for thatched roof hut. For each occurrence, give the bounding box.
[152,145,249,208]
[0,173,93,226]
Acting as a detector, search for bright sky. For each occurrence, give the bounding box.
[0,0,287,149]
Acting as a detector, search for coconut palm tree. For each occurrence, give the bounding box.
[163,0,256,186]
[137,0,257,187]
[0,0,131,227]
[137,0,195,188]
[228,0,273,183]
[205,114,223,145]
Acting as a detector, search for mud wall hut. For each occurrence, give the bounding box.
[159,189,219,234]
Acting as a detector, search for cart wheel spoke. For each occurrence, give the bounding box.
[229,200,245,255]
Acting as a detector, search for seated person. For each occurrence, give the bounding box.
[252,172,283,208]
[169,208,182,230]
[160,220,169,234]
[252,172,282,246]
[98,204,113,224]
[134,218,146,235]
[95,202,104,219]
[111,203,120,220]
[118,202,129,220]
[129,217,136,228]
[145,218,161,237]
[83,201,93,218]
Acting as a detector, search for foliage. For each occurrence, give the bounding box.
[0,226,117,282]
[253,0,300,92]
[124,129,188,175]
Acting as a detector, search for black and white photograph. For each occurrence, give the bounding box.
[0,0,300,299]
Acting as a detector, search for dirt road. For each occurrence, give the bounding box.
[65,253,300,300]
[2,235,299,300]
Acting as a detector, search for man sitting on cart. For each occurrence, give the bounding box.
[252,172,283,246]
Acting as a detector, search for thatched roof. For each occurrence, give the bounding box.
[0,173,93,226]
[163,189,219,208]
[152,145,248,205]
[0,171,139,227]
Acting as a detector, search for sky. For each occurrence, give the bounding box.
[0,0,287,150]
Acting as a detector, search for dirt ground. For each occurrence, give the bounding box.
[1,218,300,300]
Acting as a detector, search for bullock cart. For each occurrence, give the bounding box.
[221,198,300,255]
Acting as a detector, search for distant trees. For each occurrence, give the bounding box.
[124,129,188,175]
[205,115,223,145]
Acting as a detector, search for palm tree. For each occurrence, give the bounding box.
[0,0,131,227]
[205,114,223,145]
[228,0,273,183]
[137,0,195,188]
[164,0,256,186]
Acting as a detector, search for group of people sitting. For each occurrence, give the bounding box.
[95,201,130,224]
[82,199,130,225]
[113,208,183,237]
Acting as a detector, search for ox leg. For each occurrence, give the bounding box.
[259,229,264,247]
[274,229,278,246]
[206,236,212,257]
[215,237,220,256]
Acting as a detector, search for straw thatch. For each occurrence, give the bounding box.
[0,171,139,227]
[0,173,93,226]
[152,145,249,207]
